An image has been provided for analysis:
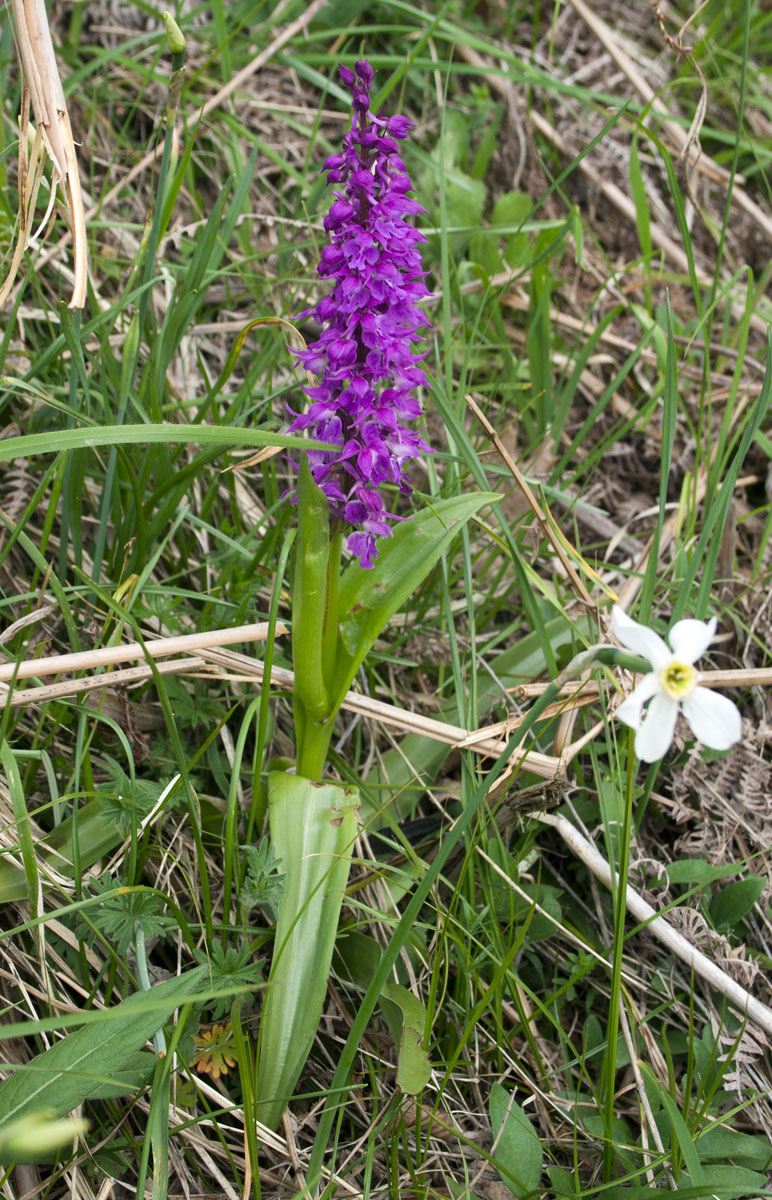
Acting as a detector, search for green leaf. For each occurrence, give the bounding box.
[94,760,173,833]
[240,838,286,913]
[581,1112,638,1173]
[469,232,498,275]
[332,493,497,711]
[442,173,486,252]
[192,941,262,1022]
[503,233,532,269]
[292,456,331,724]
[415,109,487,253]
[643,1065,705,1185]
[256,773,359,1130]
[491,190,532,226]
[334,931,383,992]
[677,1165,768,1199]
[497,880,562,942]
[546,1165,580,1198]
[0,742,39,908]
[666,859,741,886]
[469,189,533,272]
[527,241,555,435]
[431,108,469,171]
[381,983,431,1095]
[0,422,331,463]
[606,1181,769,1200]
[489,1082,543,1197]
[87,1051,156,1098]
[709,876,765,931]
[697,1125,772,1171]
[0,799,124,904]
[74,875,176,955]
[0,968,206,1126]
[629,136,652,266]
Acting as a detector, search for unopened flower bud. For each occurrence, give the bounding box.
[162,11,186,57]
[0,1112,89,1164]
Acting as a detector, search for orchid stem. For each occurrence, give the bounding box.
[296,717,335,782]
[293,458,331,733]
[322,528,343,690]
[293,460,344,780]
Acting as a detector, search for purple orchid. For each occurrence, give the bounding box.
[289,59,431,568]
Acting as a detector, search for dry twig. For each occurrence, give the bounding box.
[537,811,772,1037]
[0,621,283,682]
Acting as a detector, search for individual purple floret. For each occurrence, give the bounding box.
[289,59,431,569]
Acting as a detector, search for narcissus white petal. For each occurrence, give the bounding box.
[611,606,670,670]
[635,692,679,762]
[667,617,717,665]
[682,686,742,751]
[611,607,742,762]
[616,673,660,729]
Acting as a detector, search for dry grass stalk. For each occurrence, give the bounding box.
[0,620,283,682]
[3,0,88,307]
[21,0,330,288]
[2,630,768,780]
[1,656,205,707]
[194,649,570,779]
[528,108,768,336]
[0,81,45,309]
[466,393,597,604]
[0,648,570,778]
[567,0,706,219]
[515,668,772,694]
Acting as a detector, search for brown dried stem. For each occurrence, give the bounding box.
[2,0,88,308]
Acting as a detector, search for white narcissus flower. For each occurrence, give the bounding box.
[610,606,742,763]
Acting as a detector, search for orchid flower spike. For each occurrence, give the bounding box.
[610,606,742,763]
[288,59,430,569]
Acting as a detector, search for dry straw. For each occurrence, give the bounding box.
[2,0,88,307]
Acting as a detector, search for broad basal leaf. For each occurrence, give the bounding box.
[255,773,359,1130]
[86,1051,156,1099]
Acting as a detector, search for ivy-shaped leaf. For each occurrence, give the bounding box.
[381,983,431,1095]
